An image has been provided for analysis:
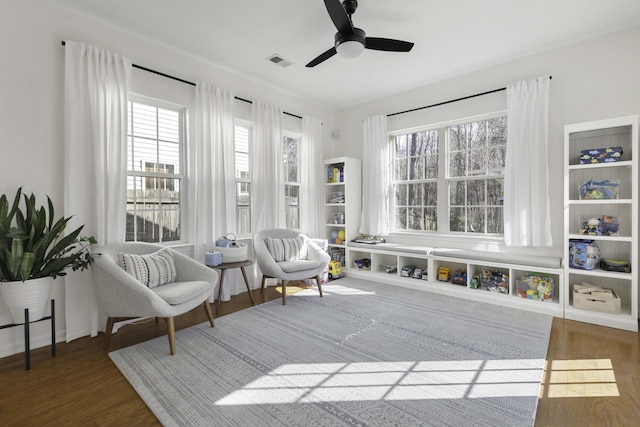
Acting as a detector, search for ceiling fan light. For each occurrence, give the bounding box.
[336,40,364,58]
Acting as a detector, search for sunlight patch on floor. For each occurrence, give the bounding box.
[539,359,620,398]
[216,359,545,405]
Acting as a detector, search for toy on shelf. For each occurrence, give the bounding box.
[516,273,554,302]
[437,267,451,282]
[579,146,623,164]
[578,179,619,200]
[474,269,509,293]
[451,268,467,286]
[579,215,620,236]
[569,239,600,270]
[401,265,416,277]
[353,258,371,270]
[384,264,397,273]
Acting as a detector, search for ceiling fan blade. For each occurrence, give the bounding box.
[365,37,414,52]
[306,47,338,67]
[324,0,354,34]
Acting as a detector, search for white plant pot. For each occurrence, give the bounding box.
[0,277,53,324]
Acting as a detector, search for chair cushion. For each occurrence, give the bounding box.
[278,260,322,273]
[265,236,307,262]
[118,248,177,288]
[151,280,211,305]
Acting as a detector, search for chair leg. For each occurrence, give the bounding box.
[261,275,268,293]
[203,300,215,328]
[165,317,176,355]
[103,317,115,350]
[282,280,287,305]
[315,275,323,297]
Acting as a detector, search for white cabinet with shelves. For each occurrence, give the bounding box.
[346,244,563,317]
[563,115,638,331]
[324,157,361,268]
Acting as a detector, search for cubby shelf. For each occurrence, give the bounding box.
[324,157,361,267]
[345,246,564,318]
[563,115,639,332]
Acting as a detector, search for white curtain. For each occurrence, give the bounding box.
[193,83,242,301]
[64,41,131,341]
[504,76,552,247]
[252,101,284,233]
[359,115,389,236]
[300,116,323,237]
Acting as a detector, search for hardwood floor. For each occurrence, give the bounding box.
[1,284,638,426]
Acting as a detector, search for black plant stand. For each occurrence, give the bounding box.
[0,299,56,370]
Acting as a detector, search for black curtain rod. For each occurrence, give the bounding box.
[387,76,552,118]
[61,41,303,120]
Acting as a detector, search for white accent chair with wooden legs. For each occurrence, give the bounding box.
[91,242,218,355]
[253,229,331,305]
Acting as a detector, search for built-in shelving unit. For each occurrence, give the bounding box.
[346,244,564,317]
[563,115,638,332]
[324,157,361,268]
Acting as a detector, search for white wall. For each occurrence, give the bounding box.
[330,25,640,260]
[0,0,334,357]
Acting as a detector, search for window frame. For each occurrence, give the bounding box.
[389,111,507,237]
[126,94,187,244]
[282,131,301,231]
[234,120,252,238]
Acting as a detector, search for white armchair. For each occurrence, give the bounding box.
[91,242,218,355]
[253,229,331,305]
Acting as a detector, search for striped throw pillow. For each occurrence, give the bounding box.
[118,248,177,288]
[265,236,307,262]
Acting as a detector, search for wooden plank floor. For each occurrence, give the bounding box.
[1,284,638,426]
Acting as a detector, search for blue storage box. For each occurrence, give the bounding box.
[204,251,223,267]
[579,146,623,164]
[568,239,600,270]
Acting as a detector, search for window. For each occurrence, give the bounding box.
[126,98,184,242]
[235,123,251,236]
[283,134,300,230]
[392,130,439,231]
[391,114,506,235]
[448,117,506,234]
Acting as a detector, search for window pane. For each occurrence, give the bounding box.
[395,159,407,181]
[449,181,465,206]
[467,180,485,205]
[407,183,423,206]
[424,207,438,231]
[449,152,466,177]
[237,182,250,206]
[488,117,507,146]
[487,179,504,205]
[395,207,407,229]
[468,148,486,174]
[469,122,487,149]
[449,207,466,232]
[395,136,408,157]
[424,183,437,206]
[426,155,438,179]
[237,207,251,235]
[487,207,503,234]
[448,125,466,151]
[488,146,506,171]
[408,157,424,180]
[395,183,407,206]
[467,207,485,233]
[408,207,423,230]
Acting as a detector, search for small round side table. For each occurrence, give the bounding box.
[209,260,256,314]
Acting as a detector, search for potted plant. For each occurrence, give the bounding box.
[0,188,96,324]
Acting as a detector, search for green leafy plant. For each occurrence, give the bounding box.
[0,188,97,282]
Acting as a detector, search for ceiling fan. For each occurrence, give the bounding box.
[306,0,415,68]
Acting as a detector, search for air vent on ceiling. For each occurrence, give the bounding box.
[266,54,293,68]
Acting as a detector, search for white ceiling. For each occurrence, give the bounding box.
[55,0,640,110]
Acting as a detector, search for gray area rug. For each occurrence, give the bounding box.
[110,277,552,427]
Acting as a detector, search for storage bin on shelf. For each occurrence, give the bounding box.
[572,283,621,314]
